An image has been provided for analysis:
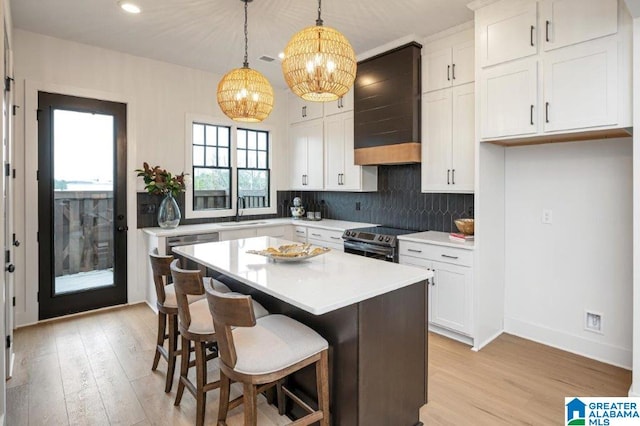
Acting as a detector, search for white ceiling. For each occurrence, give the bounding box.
[10,0,474,89]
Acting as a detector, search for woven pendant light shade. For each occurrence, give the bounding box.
[217,67,274,122]
[216,0,274,122]
[282,24,357,102]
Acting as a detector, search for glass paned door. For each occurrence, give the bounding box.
[38,92,127,320]
[52,109,115,295]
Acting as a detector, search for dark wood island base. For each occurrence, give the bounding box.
[214,271,428,426]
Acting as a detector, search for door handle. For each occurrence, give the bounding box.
[5,264,14,273]
[530,105,534,126]
[530,25,535,47]
[546,20,550,42]
[117,226,128,232]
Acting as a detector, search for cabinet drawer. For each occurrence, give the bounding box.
[399,241,472,267]
[308,237,343,251]
[307,228,344,244]
[260,226,287,238]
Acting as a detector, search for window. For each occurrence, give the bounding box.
[191,123,231,210]
[237,128,270,209]
[184,114,276,219]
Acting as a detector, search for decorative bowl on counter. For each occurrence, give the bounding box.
[247,243,330,262]
[454,218,474,235]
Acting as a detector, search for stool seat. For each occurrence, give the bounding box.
[183,295,269,336]
[233,314,328,376]
[163,279,230,309]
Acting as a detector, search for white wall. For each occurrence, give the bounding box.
[12,29,288,326]
[503,138,633,368]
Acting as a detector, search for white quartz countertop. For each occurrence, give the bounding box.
[398,230,475,250]
[172,236,432,315]
[142,218,377,238]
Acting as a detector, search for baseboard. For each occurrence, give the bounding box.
[145,300,158,314]
[504,317,632,369]
[428,324,474,346]
[472,329,503,352]
[628,384,639,397]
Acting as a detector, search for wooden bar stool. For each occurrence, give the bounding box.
[205,284,330,426]
[149,250,230,393]
[170,259,269,426]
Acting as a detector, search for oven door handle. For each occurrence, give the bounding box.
[343,240,395,257]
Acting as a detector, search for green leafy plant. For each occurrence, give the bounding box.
[135,162,187,197]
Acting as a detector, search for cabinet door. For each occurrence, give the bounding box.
[541,0,617,52]
[478,0,538,67]
[219,228,257,241]
[293,226,307,243]
[399,255,433,324]
[339,114,362,191]
[423,47,453,92]
[289,123,309,189]
[450,83,475,193]
[451,40,475,86]
[324,88,354,115]
[305,120,324,189]
[480,58,538,139]
[422,89,452,192]
[288,93,323,124]
[543,37,618,132]
[431,261,472,335]
[324,113,346,190]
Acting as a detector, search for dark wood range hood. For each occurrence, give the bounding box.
[354,42,422,165]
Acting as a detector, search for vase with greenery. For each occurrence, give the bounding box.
[135,163,186,229]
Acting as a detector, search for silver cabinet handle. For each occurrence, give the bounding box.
[311,233,322,237]
[330,236,341,240]
[407,248,422,253]
[441,254,459,259]
[296,230,305,234]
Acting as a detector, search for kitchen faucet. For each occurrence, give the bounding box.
[235,196,244,222]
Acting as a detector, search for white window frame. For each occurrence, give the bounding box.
[184,113,276,219]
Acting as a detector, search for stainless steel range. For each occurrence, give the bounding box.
[342,226,420,262]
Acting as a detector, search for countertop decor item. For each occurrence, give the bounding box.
[217,0,274,122]
[247,243,330,262]
[281,0,357,102]
[135,162,186,228]
[454,218,474,235]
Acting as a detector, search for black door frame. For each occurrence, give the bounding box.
[37,91,128,320]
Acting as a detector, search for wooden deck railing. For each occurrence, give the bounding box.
[54,191,113,277]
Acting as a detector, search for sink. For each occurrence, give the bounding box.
[219,221,268,227]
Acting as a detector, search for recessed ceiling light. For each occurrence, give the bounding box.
[119,1,141,14]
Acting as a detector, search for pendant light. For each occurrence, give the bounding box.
[281,0,357,102]
[217,0,274,122]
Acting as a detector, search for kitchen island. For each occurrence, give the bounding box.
[173,236,433,426]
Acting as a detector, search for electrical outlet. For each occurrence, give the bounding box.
[585,311,603,334]
[542,209,553,224]
[355,202,361,211]
[142,203,156,215]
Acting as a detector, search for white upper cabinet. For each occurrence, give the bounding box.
[324,111,377,192]
[480,58,538,139]
[423,41,474,92]
[477,0,538,68]
[422,84,475,193]
[289,119,324,190]
[287,92,323,124]
[475,0,630,143]
[541,0,617,51]
[323,88,354,116]
[543,37,618,132]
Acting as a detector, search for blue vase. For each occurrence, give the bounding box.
[157,193,181,228]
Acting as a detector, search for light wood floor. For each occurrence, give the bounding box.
[7,303,631,425]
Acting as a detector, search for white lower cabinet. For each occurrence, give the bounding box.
[219,228,257,241]
[399,240,473,342]
[307,228,344,251]
[293,225,307,243]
